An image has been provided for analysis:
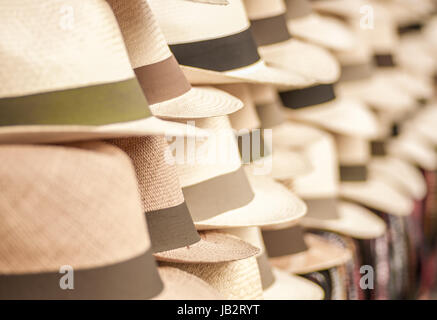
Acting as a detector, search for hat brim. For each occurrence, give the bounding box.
[150,86,244,119]
[287,13,356,51]
[283,96,379,138]
[154,231,260,264]
[271,149,313,180]
[370,156,427,200]
[340,176,414,216]
[259,38,340,84]
[0,116,208,144]
[154,266,223,300]
[269,233,352,274]
[301,200,387,239]
[180,60,312,87]
[194,166,307,230]
[263,267,325,300]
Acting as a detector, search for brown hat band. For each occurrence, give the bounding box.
[250,14,292,47]
[0,79,151,126]
[305,197,340,220]
[256,252,276,290]
[370,140,387,156]
[237,130,272,164]
[134,55,191,105]
[279,84,336,109]
[374,54,396,67]
[262,225,309,258]
[398,23,423,35]
[339,165,368,182]
[169,27,260,72]
[146,201,201,253]
[0,249,163,300]
[256,102,286,129]
[340,63,374,83]
[285,0,313,20]
[182,166,255,222]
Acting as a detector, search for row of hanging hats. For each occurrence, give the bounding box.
[1,0,437,300]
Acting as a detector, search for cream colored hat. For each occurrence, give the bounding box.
[109,135,260,264]
[148,0,311,87]
[225,227,325,300]
[335,134,414,216]
[262,225,352,274]
[0,142,216,300]
[174,115,307,230]
[284,0,356,51]
[107,0,243,119]
[405,104,437,148]
[0,0,206,144]
[243,0,340,84]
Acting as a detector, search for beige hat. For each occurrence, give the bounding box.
[109,135,260,264]
[0,0,207,144]
[335,134,415,216]
[225,227,325,300]
[262,225,352,274]
[148,0,311,87]
[0,141,216,299]
[243,0,340,84]
[405,104,437,148]
[284,0,356,51]
[173,115,307,230]
[107,0,243,119]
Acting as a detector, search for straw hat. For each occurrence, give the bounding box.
[0,0,206,144]
[148,0,311,87]
[284,0,356,51]
[109,135,260,264]
[243,0,340,84]
[174,115,307,230]
[0,142,216,299]
[405,104,437,147]
[262,225,352,274]
[225,227,325,300]
[107,0,243,119]
[335,134,414,216]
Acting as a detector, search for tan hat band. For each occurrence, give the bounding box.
[237,130,272,164]
[0,249,163,300]
[182,167,255,222]
[398,23,423,35]
[256,252,275,290]
[305,198,340,220]
[279,84,336,109]
[370,140,387,156]
[262,225,309,258]
[169,28,260,72]
[256,103,286,129]
[250,14,292,47]
[146,201,201,253]
[285,0,313,20]
[134,55,191,105]
[374,54,396,67]
[339,165,368,182]
[340,63,374,83]
[0,79,151,126]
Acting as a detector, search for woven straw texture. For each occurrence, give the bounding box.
[0,0,133,98]
[0,142,149,274]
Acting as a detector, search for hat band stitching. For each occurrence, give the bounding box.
[250,14,292,47]
[262,225,309,258]
[279,84,336,109]
[0,79,151,126]
[169,27,261,72]
[0,249,163,299]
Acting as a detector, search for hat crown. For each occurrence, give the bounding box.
[148,0,250,44]
[0,142,149,274]
[335,134,370,165]
[243,0,286,20]
[0,0,134,98]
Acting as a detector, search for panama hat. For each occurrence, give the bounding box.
[109,135,260,264]
[335,133,414,216]
[405,104,437,147]
[107,0,243,119]
[225,227,325,300]
[0,141,218,299]
[284,0,356,51]
[243,0,340,84]
[148,0,311,87]
[262,225,352,274]
[173,115,307,230]
[0,0,208,145]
